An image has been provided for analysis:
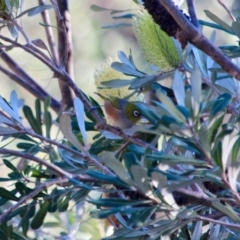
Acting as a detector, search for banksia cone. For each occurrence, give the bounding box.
[143,0,190,49]
[133,9,182,71]
[94,58,143,102]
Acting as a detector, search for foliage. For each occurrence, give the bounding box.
[1,0,240,239]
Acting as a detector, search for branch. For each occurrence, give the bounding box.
[0,50,61,112]
[186,0,199,28]
[144,0,240,80]
[217,0,236,22]
[196,215,240,230]
[0,148,73,177]
[0,178,69,224]
[19,130,114,176]
[54,0,75,109]
[38,0,58,62]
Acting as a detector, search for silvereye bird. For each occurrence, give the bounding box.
[95,92,142,129]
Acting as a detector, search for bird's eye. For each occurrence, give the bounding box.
[133,110,141,117]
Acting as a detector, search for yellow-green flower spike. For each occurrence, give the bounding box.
[133,9,182,71]
[94,57,143,103]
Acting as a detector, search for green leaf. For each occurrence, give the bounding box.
[35,99,41,127]
[17,142,45,153]
[57,194,70,212]
[123,152,140,175]
[59,112,86,152]
[0,126,19,135]
[192,47,207,76]
[191,66,202,115]
[90,5,130,13]
[204,10,233,33]
[23,106,42,135]
[232,21,240,39]
[100,79,133,88]
[21,217,29,237]
[44,96,51,110]
[172,70,185,106]
[87,170,130,188]
[0,95,21,123]
[0,187,19,201]
[210,93,231,118]
[31,201,49,229]
[130,73,173,89]
[212,201,240,222]
[212,141,222,169]
[102,23,132,29]
[10,91,21,123]
[90,5,110,12]
[17,5,53,18]
[208,113,224,144]
[146,154,207,166]
[191,221,202,240]
[131,165,158,202]
[111,62,144,77]
[118,51,135,67]
[73,97,88,147]
[100,152,135,186]
[88,198,151,207]
[127,207,156,227]
[232,136,240,163]
[155,91,186,122]
[199,20,234,34]
[44,111,52,139]
[228,162,240,192]
[3,159,19,173]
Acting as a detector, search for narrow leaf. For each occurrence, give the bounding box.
[73,97,88,147]
[59,112,85,152]
[31,201,49,229]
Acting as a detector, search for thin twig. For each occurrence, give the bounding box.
[38,0,59,63]
[197,215,240,230]
[217,0,236,22]
[0,148,72,177]
[186,0,199,28]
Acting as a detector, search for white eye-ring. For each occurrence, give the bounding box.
[133,110,140,117]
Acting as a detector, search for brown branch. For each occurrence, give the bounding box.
[38,0,59,63]
[0,50,61,112]
[55,0,75,109]
[143,0,240,80]
[186,0,199,28]
[196,215,240,230]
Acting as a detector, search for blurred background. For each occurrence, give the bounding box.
[0,0,237,239]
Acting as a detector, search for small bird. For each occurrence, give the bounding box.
[95,92,142,129]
